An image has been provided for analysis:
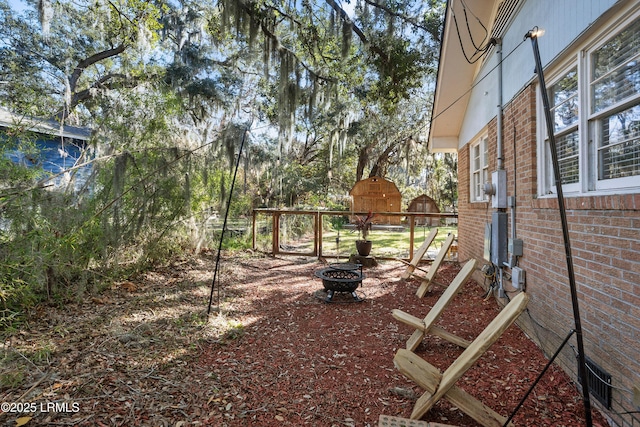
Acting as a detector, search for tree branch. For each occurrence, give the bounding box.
[362,0,442,42]
[69,72,147,112]
[231,2,331,84]
[69,45,127,94]
[369,142,397,178]
[324,0,387,58]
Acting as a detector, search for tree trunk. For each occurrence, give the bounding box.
[369,144,395,178]
[356,144,372,182]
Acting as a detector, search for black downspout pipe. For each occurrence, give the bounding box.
[207,128,249,315]
[525,28,593,427]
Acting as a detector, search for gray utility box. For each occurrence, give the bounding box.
[491,212,508,266]
[492,170,507,209]
[511,266,525,290]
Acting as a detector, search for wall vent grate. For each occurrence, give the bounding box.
[578,357,612,409]
[490,0,522,39]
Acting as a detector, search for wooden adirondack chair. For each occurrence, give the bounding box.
[393,292,530,427]
[414,233,456,297]
[399,228,439,279]
[392,259,477,352]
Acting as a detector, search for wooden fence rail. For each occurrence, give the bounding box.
[252,209,458,261]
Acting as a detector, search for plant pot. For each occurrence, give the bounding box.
[355,240,372,257]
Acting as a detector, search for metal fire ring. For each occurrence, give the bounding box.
[314,263,365,302]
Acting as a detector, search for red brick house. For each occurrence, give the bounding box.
[430,1,640,425]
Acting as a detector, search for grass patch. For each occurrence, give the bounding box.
[251,216,458,259]
[0,368,25,388]
[325,226,457,258]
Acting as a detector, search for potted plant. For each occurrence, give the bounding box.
[353,211,375,256]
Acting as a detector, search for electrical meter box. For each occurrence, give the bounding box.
[492,170,507,209]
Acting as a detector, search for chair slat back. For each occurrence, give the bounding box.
[425,233,455,282]
[438,292,529,398]
[422,259,477,330]
[401,228,438,279]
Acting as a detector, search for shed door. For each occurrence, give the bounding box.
[376,198,388,212]
[361,198,373,212]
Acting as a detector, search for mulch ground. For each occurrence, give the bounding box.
[0,251,609,426]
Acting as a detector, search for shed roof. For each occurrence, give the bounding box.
[349,176,401,196]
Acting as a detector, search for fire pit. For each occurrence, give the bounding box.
[314,263,365,302]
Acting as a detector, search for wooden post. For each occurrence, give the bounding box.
[272,212,280,254]
[317,211,323,258]
[409,215,416,261]
[252,209,257,250]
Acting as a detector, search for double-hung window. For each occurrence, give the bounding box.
[544,67,580,193]
[590,16,640,190]
[539,13,640,196]
[471,135,489,202]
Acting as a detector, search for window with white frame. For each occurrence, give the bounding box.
[538,12,640,195]
[590,16,640,190]
[470,136,489,202]
[543,67,580,193]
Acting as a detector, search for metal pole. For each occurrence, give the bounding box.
[496,39,504,171]
[503,330,576,426]
[207,128,249,315]
[525,28,593,426]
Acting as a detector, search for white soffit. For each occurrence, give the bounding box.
[430,0,503,152]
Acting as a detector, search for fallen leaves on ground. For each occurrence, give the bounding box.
[0,251,609,426]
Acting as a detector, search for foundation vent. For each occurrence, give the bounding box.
[578,357,612,409]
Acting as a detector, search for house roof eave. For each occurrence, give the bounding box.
[428,0,501,153]
[430,136,460,153]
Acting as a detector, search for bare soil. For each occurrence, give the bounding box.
[0,251,609,426]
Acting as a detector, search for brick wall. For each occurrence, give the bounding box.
[458,85,640,426]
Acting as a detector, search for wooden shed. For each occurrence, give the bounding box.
[349,176,402,225]
[407,194,440,226]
